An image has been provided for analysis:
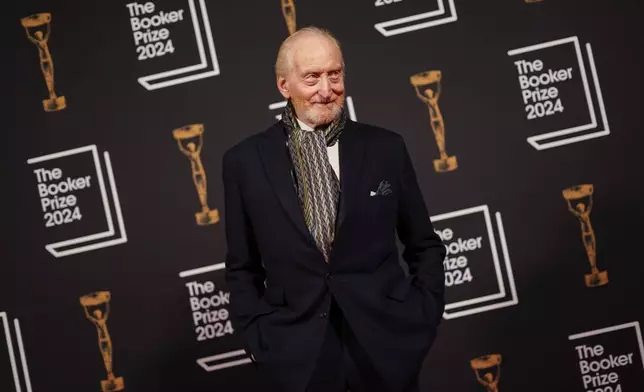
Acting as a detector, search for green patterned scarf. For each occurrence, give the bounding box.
[281,101,347,262]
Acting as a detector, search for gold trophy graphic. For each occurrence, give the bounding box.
[471,354,502,392]
[173,124,220,226]
[21,13,66,112]
[281,0,296,35]
[562,184,608,287]
[80,291,125,392]
[410,70,457,172]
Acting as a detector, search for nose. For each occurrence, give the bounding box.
[318,75,332,99]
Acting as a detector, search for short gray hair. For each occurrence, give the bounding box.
[275,26,343,78]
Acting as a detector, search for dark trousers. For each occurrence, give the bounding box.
[306,297,420,392]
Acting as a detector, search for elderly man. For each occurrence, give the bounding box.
[222,27,446,392]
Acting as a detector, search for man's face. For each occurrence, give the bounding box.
[277,34,345,128]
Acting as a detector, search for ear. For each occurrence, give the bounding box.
[277,76,291,99]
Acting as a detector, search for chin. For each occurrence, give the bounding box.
[306,104,343,127]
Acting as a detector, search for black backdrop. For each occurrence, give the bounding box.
[5,0,644,391]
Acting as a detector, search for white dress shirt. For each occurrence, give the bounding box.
[296,118,340,180]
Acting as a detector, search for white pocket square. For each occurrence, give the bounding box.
[370,180,392,196]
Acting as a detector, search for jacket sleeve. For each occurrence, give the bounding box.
[396,136,447,316]
[222,149,266,331]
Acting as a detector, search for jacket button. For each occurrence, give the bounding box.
[325,272,331,281]
[320,312,328,318]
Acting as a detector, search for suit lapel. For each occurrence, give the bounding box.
[335,120,365,239]
[256,120,365,250]
[257,124,312,244]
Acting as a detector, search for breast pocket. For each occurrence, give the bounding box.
[361,177,399,223]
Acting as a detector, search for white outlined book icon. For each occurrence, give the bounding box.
[374,0,458,37]
[27,145,127,258]
[508,36,610,150]
[431,205,518,320]
[137,0,220,90]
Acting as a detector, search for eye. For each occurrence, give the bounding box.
[304,74,318,83]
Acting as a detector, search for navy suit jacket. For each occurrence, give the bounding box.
[222,119,446,391]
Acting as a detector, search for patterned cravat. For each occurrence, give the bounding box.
[282,102,345,263]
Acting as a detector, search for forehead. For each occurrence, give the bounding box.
[290,35,343,73]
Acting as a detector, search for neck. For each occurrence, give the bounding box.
[296,116,317,130]
[295,114,338,131]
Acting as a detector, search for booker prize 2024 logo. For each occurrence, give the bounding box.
[172,124,219,225]
[178,263,252,372]
[1,311,34,392]
[20,13,66,112]
[80,291,125,392]
[410,70,457,173]
[569,322,644,391]
[125,0,220,90]
[27,145,127,258]
[507,36,610,150]
[471,354,502,392]
[431,205,518,319]
[563,184,608,288]
[373,0,457,37]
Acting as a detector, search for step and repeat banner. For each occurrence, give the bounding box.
[5,0,644,391]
